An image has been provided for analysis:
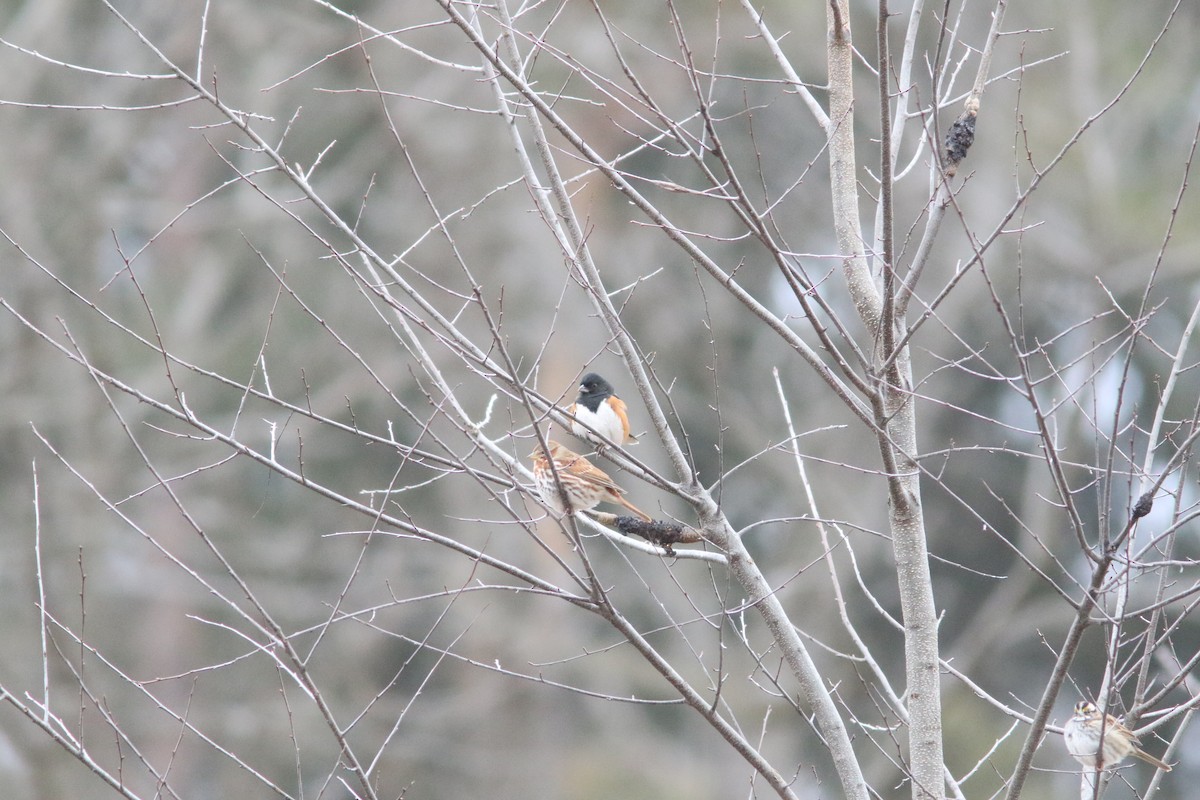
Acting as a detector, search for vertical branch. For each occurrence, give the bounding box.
[871,289,945,800]
[32,460,50,725]
[878,1,895,366]
[827,0,881,326]
[881,41,945,800]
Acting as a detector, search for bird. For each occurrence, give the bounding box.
[529,440,652,521]
[567,372,636,447]
[1063,700,1171,772]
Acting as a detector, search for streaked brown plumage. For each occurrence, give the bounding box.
[1063,700,1171,772]
[529,440,651,521]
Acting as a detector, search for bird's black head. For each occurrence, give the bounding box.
[578,372,614,400]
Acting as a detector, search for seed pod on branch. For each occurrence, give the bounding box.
[591,512,704,556]
[943,100,978,176]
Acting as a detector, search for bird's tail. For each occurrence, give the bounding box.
[1133,747,1172,772]
[617,496,653,522]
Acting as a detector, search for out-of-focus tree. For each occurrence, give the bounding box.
[0,1,1197,799]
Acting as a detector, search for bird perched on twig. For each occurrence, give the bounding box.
[1063,700,1171,772]
[529,440,651,521]
[567,372,636,447]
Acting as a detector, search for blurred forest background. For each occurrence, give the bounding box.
[0,0,1198,798]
